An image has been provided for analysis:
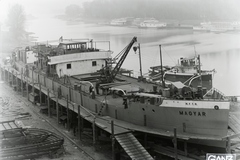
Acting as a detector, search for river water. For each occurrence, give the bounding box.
[26,17,240,96]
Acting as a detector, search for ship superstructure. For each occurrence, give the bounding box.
[149,55,214,91]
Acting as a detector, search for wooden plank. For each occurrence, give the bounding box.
[4,123,11,130]
[2,124,7,130]
[230,143,240,150]
[126,150,148,157]
[154,149,195,160]
[9,122,17,129]
[0,120,15,124]
[116,138,138,144]
[119,143,143,150]
[229,117,240,133]
[154,144,203,160]
[223,132,240,140]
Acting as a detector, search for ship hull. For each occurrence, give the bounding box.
[3,62,229,148]
[82,94,229,138]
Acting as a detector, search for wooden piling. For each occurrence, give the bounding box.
[39,83,42,106]
[13,72,16,86]
[7,68,9,83]
[18,74,20,91]
[2,68,4,82]
[1,67,2,81]
[226,137,231,153]
[32,68,35,101]
[79,85,84,136]
[184,141,188,156]
[21,71,23,96]
[111,120,115,160]
[32,67,34,85]
[80,85,83,106]
[26,80,29,100]
[60,104,63,117]
[47,89,50,117]
[78,105,81,140]
[56,92,59,124]
[52,78,54,91]
[11,70,14,86]
[173,128,178,160]
[3,69,5,82]
[67,95,70,131]
[44,76,46,86]
[69,87,71,101]
[93,118,96,151]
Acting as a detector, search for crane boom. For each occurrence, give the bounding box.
[111,37,137,79]
[97,37,137,84]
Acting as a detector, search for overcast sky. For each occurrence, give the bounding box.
[1,0,240,24]
[0,0,90,22]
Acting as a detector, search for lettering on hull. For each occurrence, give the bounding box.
[179,111,206,116]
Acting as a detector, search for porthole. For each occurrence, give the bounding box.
[214,105,219,110]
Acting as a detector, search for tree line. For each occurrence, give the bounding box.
[77,0,240,21]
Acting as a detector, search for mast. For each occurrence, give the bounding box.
[198,54,202,86]
[133,42,143,79]
[159,45,165,88]
[138,43,143,78]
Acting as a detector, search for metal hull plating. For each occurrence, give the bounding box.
[81,93,229,137]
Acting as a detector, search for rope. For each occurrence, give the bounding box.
[162,46,177,65]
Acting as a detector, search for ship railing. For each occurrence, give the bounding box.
[224,95,240,102]
[203,87,225,100]
[36,39,111,51]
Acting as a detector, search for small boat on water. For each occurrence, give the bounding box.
[139,18,167,29]
[193,22,211,32]
[110,18,127,26]
[110,17,134,26]
[9,36,230,149]
[148,55,214,91]
[193,21,240,33]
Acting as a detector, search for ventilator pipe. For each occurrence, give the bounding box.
[188,74,201,87]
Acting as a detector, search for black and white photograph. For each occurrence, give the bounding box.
[0,0,240,159]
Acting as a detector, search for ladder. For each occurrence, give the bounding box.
[115,133,154,160]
